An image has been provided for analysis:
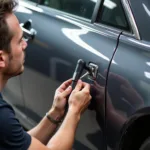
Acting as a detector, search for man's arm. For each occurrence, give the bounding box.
[28,80,91,150]
[28,109,62,145]
[28,79,72,144]
[28,109,80,150]
[47,108,80,150]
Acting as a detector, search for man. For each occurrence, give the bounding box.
[0,0,91,150]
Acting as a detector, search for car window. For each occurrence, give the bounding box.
[97,0,130,31]
[23,0,38,2]
[40,0,97,19]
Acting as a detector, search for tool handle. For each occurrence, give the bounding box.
[65,59,85,114]
[71,59,85,89]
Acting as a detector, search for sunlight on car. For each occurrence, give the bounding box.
[17,6,32,14]
[104,0,117,9]
[144,72,150,79]
[143,3,150,16]
[146,62,150,66]
[19,1,43,13]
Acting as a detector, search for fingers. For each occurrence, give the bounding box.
[74,80,83,91]
[59,79,72,91]
[82,82,90,92]
[61,86,72,97]
[74,80,91,93]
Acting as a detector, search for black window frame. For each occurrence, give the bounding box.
[38,0,99,20]
[96,0,131,32]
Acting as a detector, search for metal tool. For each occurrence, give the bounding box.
[80,72,90,79]
[71,60,99,88]
[65,59,85,113]
[80,63,99,80]
[65,59,99,114]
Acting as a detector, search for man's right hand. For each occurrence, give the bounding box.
[68,80,92,115]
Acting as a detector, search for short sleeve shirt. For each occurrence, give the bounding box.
[0,94,31,150]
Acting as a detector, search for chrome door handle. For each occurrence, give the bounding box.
[20,19,37,41]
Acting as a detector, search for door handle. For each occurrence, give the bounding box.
[20,19,37,41]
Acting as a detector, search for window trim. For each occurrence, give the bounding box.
[121,0,140,40]
[97,0,130,31]
[38,0,98,20]
[93,0,140,40]
[23,0,140,40]
[91,0,102,23]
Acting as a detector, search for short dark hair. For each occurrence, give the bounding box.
[0,0,18,52]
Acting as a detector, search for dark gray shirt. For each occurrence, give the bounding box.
[0,96,31,150]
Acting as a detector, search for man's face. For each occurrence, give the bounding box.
[4,13,27,77]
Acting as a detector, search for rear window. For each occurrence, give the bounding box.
[97,0,130,31]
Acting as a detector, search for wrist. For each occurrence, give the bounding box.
[48,108,63,121]
[68,107,81,121]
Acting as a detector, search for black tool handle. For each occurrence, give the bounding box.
[64,59,85,115]
[71,59,85,89]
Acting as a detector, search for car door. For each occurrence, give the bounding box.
[106,0,150,149]
[16,0,122,149]
[2,75,26,125]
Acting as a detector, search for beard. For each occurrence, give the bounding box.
[3,63,24,79]
[3,51,25,79]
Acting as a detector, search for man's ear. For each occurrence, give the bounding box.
[0,51,7,68]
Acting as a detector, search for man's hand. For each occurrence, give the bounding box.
[28,80,91,150]
[68,80,92,115]
[46,80,92,150]
[49,79,72,119]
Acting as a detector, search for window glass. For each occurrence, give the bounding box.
[97,0,130,31]
[40,0,97,19]
[23,0,37,2]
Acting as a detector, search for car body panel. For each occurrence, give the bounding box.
[4,0,150,149]
[106,34,150,149]
[12,1,121,150]
[104,0,150,148]
[129,0,150,41]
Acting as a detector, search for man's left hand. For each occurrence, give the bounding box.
[49,79,72,119]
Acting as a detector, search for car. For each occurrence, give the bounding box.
[2,0,150,149]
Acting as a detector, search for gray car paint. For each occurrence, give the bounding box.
[129,0,150,41]
[3,0,122,150]
[2,0,150,149]
[105,36,150,149]
[104,0,150,149]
